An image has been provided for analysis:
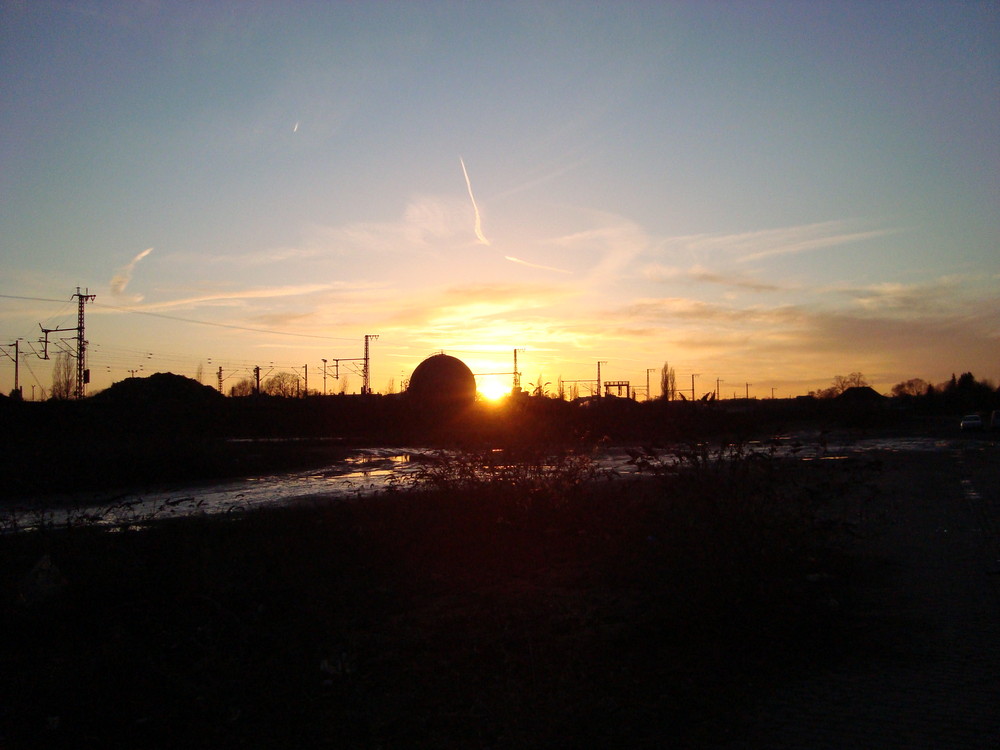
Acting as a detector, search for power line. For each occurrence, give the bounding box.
[91,301,359,341]
[0,294,359,342]
[0,294,70,304]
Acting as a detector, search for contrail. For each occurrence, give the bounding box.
[110,247,153,297]
[460,156,490,245]
[505,255,572,274]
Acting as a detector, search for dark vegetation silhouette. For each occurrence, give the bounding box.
[1,369,997,498]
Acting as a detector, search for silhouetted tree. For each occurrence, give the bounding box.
[833,372,869,395]
[809,386,838,399]
[948,372,994,412]
[940,373,959,393]
[891,378,929,398]
[660,362,676,400]
[263,371,300,397]
[228,377,254,397]
[528,374,551,397]
[50,351,74,400]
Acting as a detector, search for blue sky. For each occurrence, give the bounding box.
[2,1,997,398]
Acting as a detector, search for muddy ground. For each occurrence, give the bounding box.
[1,438,998,748]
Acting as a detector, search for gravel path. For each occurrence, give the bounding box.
[719,442,1000,749]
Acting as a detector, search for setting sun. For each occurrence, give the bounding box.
[477,377,509,402]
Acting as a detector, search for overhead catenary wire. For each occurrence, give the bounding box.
[0,294,359,343]
[0,292,380,394]
[91,300,359,342]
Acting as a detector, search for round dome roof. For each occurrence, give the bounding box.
[407,354,476,408]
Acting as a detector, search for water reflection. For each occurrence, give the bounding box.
[2,434,989,532]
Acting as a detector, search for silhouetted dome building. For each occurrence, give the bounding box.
[407,354,476,409]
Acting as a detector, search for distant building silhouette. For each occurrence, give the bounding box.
[835,386,887,409]
[407,354,476,410]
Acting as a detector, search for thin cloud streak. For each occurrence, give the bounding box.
[110,247,153,299]
[460,156,490,246]
[491,155,589,202]
[135,283,339,312]
[643,264,788,292]
[504,256,572,274]
[658,220,898,263]
[738,228,897,263]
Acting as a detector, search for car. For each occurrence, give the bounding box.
[960,414,983,431]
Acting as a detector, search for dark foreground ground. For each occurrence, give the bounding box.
[2,438,998,748]
[721,439,1000,749]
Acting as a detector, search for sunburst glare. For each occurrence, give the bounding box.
[477,377,509,402]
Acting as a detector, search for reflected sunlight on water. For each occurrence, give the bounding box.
[2,435,985,532]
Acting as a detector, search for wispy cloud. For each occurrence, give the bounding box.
[110,247,153,300]
[180,196,474,268]
[505,255,572,274]
[380,282,571,328]
[824,275,988,318]
[738,227,896,263]
[550,214,650,282]
[491,155,589,202]
[135,283,340,311]
[643,264,788,292]
[460,156,490,246]
[657,220,897,264]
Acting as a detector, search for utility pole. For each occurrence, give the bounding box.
[73,287,95,399]
[2,339,20,396]
[597,361,607,398]
[303,364,308,397]
[513,348,524,392]
[217,366,223,394]
[37,287,95,399]
[716,377,723,400]
[322,359,327,395]
[254,366,261,395]
[771,387,776,399]
[362,334,379,395]
[745,382,751,399]
[691,373,699,401]
[646,368,657,401]
[12,339,19,395]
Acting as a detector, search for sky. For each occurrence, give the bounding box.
[1,0,998,400]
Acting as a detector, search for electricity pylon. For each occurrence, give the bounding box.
[362,334,379,395]
[39,287,95,399]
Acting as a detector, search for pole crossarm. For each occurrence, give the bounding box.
[562,378,598,395]
[36,287,95,398]
[603,380,630,397]
[38,324,78,360]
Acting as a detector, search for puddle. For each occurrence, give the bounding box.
[2,435,992,532]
